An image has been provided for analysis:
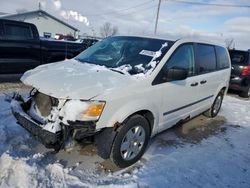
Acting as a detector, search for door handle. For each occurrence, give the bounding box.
[190,82,198,87]
[200,80,207,84]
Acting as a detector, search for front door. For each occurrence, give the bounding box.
[153,43,200,132]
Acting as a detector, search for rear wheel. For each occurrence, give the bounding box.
[239,87,250,98]
[110,115,150,168]
[204,90,224,118]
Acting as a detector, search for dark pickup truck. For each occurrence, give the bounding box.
[0,19,97,74]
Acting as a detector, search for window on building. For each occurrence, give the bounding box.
[5,23,32,40]
[216,46,230,69]
[44,32,52,38]
[197,44,216,74]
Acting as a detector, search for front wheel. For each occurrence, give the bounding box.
[110,115,150,168]
[203,90,224,118]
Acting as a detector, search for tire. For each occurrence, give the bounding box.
[203,90,224,118]
[110,114,150,168]
[239,87,250,98]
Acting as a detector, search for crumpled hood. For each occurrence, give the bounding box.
[21,59,134,99]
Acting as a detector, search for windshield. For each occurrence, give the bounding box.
[230,51,249,65]
[75,36,173,75]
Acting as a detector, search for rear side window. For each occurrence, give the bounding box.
[216,46,230,69]
[196,44,216,74]
[4,23,32,40]
[229,51,248,65]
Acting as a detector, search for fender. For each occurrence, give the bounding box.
[96,98,160,136]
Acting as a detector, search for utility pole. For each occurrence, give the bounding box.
[154,0,162,35]
[38,2,41,10]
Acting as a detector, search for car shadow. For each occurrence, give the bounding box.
[92,115,240,173]
[227,89,250,101]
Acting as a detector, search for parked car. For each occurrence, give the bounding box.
[0,19,94,74]
[11,36,231,168]
[229,49,250,98]
[75,38,98,47]
[54,34,76,41]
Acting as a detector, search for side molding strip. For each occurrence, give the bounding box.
[163,95,214,116]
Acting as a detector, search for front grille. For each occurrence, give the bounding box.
[34,92,59,117]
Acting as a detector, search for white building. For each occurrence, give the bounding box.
[0,10,79,38]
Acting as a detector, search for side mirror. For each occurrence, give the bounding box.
[165,67,188,81]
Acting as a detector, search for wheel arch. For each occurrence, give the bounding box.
[214,85,227,100]
[122,110,155,136]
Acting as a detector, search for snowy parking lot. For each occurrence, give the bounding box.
[0,84,250,188]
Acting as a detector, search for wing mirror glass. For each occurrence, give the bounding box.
[165,67,188,81]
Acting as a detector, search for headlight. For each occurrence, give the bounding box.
[80,102,105,121]
[60,100,105,123]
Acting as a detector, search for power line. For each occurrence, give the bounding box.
[84,0,154,17]
[167,0,250,8]
[117,4,158,17]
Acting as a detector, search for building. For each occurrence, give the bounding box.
[0,10,79,38]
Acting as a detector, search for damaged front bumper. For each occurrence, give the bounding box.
[10,94,97,151]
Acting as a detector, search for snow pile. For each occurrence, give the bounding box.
[112,64,132,75]
[59,100,89,124]
[20,59,134,100]
[133,42,169,79]
[0,152,88,187]
[108,42,169,79]
[0,153,39,187]
[0,92,250,187]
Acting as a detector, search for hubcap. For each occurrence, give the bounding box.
[120,125,146,161]
[213,95,222,114]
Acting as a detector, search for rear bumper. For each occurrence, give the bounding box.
[11,96,97,150]
[229,76,250,92]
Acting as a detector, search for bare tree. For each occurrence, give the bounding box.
[225,38,235,50]
[100,22,119,38]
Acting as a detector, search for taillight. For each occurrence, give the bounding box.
[242,66,250,76]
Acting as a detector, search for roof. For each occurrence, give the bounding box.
[0,10,79,31]
[114,35,224,47]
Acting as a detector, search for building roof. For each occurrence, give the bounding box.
[0,10,79,31]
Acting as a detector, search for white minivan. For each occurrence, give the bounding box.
[11,36,231,168]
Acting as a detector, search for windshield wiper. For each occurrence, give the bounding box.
[109,68,125,75]
[75,59,94,64]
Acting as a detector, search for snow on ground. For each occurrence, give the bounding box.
[0,88,250,188]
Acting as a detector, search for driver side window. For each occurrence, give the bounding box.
[153,44,196,85]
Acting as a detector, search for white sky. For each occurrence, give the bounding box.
[0,0,250,50]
